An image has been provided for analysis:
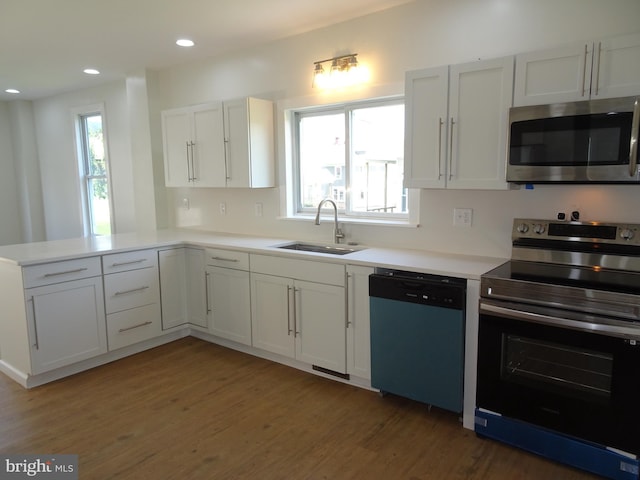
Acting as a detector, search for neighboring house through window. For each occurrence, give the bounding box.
[293,98,409,220]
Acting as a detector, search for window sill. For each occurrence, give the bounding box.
[278,214,420,228]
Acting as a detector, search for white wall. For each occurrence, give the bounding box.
[152,0,640,258]
[0,102,23,245]
[33,81,137,240]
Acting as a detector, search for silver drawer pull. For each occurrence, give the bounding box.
[118,321,153,333]
[110,259,148,267]
[114,286,149,296]
[210,256,238,262]
[43,267,88,277]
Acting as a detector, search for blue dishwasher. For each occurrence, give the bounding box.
[369,269,466,413]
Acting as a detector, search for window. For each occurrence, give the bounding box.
[295,99,407,219]
[75,107,113,236]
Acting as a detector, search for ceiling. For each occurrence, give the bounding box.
[0,0,413,101]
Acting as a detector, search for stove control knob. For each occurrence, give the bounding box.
[533,224,546,235]
[516,223,529,234]
[620,229,634,241]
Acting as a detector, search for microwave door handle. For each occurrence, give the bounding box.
[630,98,640,178]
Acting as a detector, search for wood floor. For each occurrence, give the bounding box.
[0,337,600,479]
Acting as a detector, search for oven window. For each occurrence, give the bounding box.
[501,334,613,400]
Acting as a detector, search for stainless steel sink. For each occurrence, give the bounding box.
[275,242,363,255]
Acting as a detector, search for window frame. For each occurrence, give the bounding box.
[72,103,114,237]
[292,97,408,221]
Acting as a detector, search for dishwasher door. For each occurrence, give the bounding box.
[369,271,466,413]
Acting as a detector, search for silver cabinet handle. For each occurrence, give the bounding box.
[114,286,149,296]
[118,321,153,333]
[581,43,589,97]
[189,141,197,181]
[593,41,602,96]
[29,297,39,349]
[437,117,444,180]
[205,272,212,314]
[43,267,88,278]
[223,138,230,181]
[287,285,293,336]
[630,98,640,177]
[293,287,300,337]
[345,272,351,329]
[186,141,192,182]
[448,117,456,180]
[110,259,147,267]
[210,256,238,263]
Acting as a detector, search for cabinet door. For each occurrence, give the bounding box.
[448,57,513,190]
[191,104,226,187]
[26,277,107,374]
[404,66,449,188]
[223,98,251,188]
[346,265,374,380]
[207,266,251,345]
[162,109,191,187]
[593,33,640,99]
[250,273,295,358]
[514,43,593,106]
[158,248,188,330]
[224,98,275,188]
[186,248,207,328]
[295,280,346,374]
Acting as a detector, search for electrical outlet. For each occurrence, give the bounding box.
[181,197,190,210]
[255,202,263,217]
[219,202,226,215]
[453,208,473,227]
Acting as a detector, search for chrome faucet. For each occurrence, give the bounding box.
[314,199,344,244]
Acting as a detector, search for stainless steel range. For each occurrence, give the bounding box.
[475,217,640,480]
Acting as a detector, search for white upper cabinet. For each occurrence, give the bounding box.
[514,32,640,106]
[405,56,513,190]
[162,97,274,188]
[162,103,226,187]
[223,97,275,188]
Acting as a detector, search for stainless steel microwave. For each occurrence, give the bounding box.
[507,96,640,183]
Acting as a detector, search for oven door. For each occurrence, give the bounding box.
[477,299,640,455]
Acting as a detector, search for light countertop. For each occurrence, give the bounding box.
[0,229,507,281]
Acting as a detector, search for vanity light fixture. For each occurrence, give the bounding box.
[312,53,365,89]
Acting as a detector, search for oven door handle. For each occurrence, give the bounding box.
[480,302,640,341]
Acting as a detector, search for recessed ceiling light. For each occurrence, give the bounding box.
[83,68,100,75]
[176,39,195,47]
[5,88,20,94]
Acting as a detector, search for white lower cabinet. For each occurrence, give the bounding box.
[158,247,207,330]
[250,254,347,374]
[346,265,374,380]
[205,247,252,345]
[206,266,252,345]
[102,249,161,351]
[23,257,107,375]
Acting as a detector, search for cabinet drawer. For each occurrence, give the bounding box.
[250,254,345,286]
[23,257,102,288]
[205,248,249,270]
[102,249,157,274]
[107,303,162,351]
[104,267,160,314]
